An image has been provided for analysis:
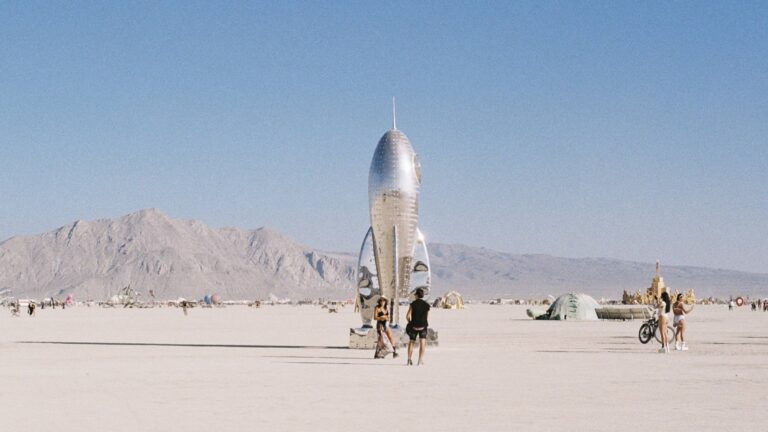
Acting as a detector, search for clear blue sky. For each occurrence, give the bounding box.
[1,1,766,273]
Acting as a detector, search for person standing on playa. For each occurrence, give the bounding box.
[657,292,672,353]
[373,297,399,358]
[406,288,430,365]
[673,294,693,351]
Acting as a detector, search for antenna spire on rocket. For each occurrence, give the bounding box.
[392,96,397,130]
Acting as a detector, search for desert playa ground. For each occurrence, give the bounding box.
[1,304,766,431]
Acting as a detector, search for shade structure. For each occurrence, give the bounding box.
[441,290,464,309]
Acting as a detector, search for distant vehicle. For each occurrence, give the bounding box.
[168,298,198,308]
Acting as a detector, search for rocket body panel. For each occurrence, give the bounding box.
[351,114,436,345]
[365,129,423,325]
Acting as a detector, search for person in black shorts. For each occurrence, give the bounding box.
[406,288,430,366]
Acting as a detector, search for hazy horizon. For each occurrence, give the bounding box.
[2,207,767,277]
[2,2,766,273]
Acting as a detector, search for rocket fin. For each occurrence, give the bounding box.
[392,225,399,297]
[392,225,402,325]
[408,228,431,299]
[356,227,379,325]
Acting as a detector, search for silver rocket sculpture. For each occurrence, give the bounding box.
[356,101,431,328]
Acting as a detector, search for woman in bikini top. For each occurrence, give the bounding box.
[376,309,387,329]
[657,292,672,353]
[673,293,694,350]
[373,296,398,358]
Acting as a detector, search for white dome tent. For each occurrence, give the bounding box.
[528,293,600,321]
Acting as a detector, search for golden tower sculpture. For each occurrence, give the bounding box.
[648,260,668,299]
[622,259,695,304]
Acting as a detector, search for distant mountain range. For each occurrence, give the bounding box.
[1,209,766,300]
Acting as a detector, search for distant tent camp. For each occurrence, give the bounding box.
[528,293,599,321]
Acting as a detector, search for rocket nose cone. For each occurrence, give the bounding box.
[380,128,407,143]
[368,127,420,199]
[375,129,414,156]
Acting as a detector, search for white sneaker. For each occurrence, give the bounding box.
[675,343,682,351]
[681,343,689,351]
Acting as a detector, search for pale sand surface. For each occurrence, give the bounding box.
[1,304,766,431]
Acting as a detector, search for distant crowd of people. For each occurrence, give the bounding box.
[728,298,768,311]
[6,298,69,317]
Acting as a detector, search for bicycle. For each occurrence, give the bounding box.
[638,310,674,344]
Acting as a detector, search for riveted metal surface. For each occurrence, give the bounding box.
[368,129,421,324]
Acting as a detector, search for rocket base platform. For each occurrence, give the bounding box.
[349,326,439,349]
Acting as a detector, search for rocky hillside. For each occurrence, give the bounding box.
[1,209,766,300]
[426,243,768,299]
[0,209,354,301]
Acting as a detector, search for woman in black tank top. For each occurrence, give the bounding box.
[373,297,398,358]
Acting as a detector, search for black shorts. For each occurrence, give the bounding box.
[376,321,387,334]
[406,324,428,341]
